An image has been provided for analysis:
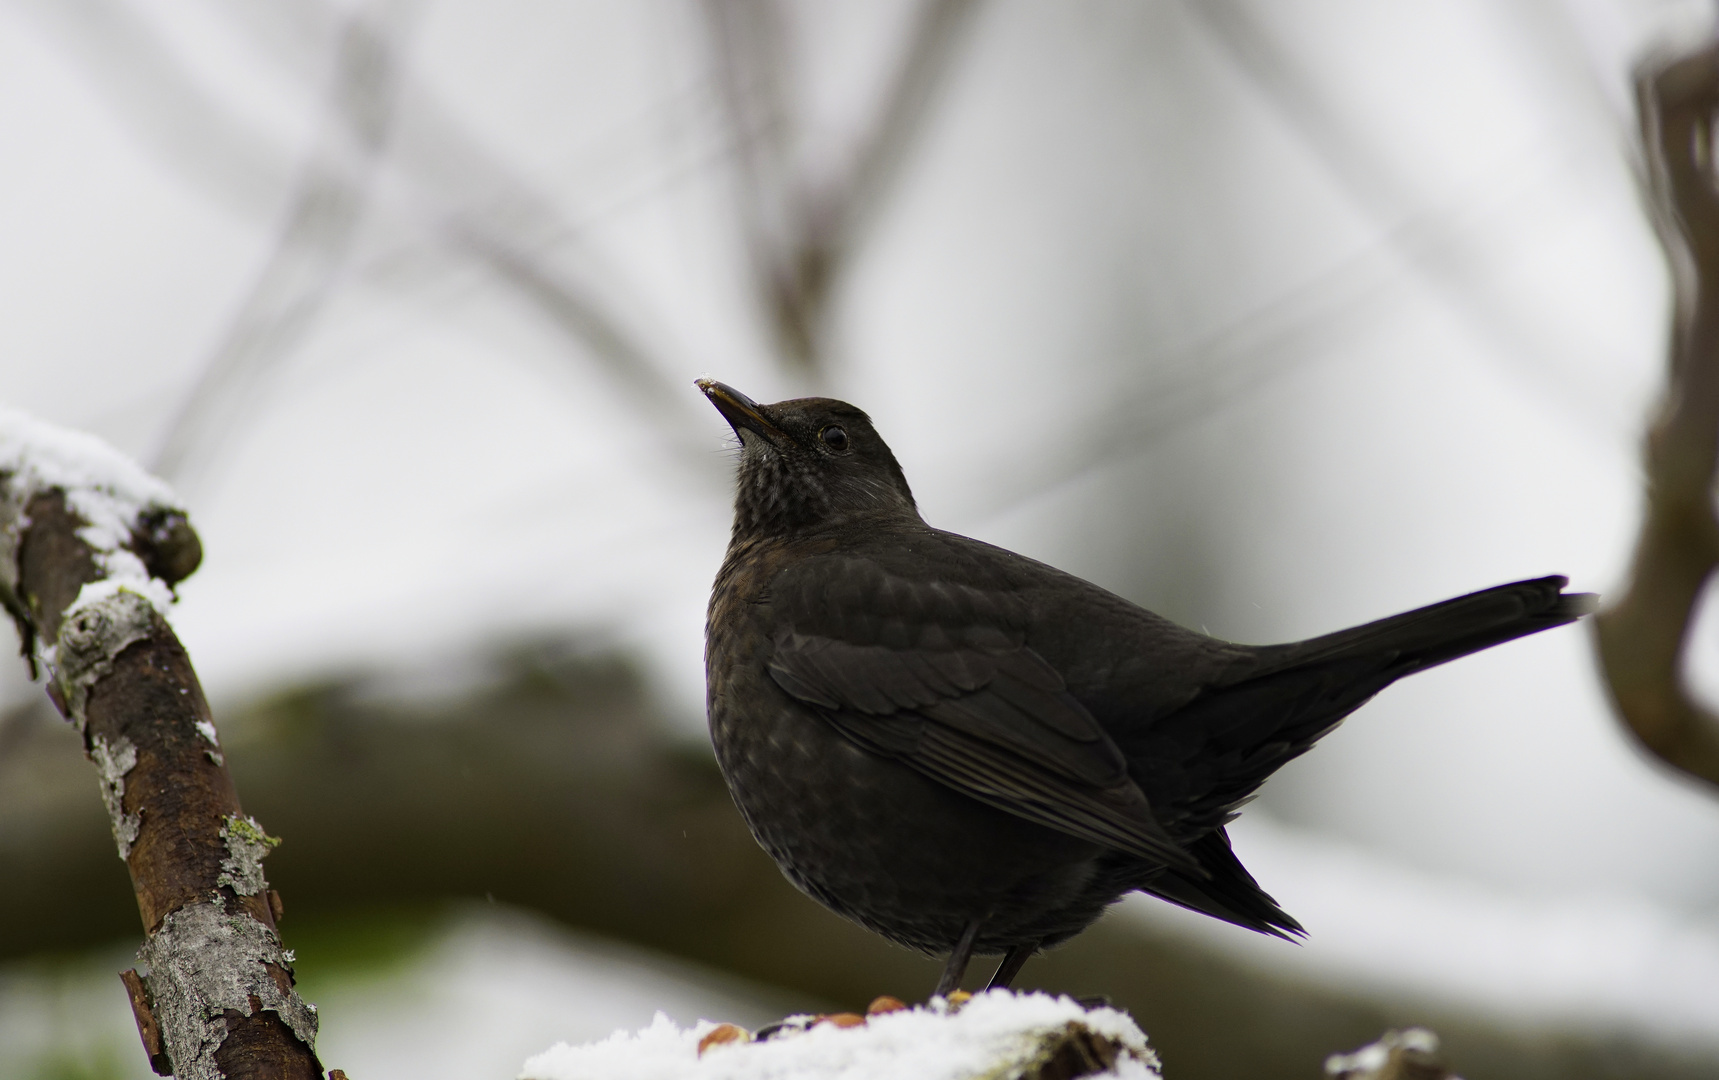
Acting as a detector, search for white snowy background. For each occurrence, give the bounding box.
[3,0,1719,1076]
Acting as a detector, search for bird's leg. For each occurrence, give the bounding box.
[986,939,1038,991]
[934,919,982,998]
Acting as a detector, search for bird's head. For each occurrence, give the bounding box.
[698,379,918,539]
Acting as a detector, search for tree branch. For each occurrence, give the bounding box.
[1592,42,1719,792]
[0,413,325,1079]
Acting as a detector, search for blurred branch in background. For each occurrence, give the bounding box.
[958,159,1575,524]
[152,1,410,482]
[706,0,980,372]
[282,0,712,449]
[1183,0,1613,429]
[42,0,710,477]
[1593,41,1719,793]
[4,648,1711,1080]
[38,0,978,476]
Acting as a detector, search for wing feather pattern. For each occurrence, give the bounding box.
[765,557,1198,873]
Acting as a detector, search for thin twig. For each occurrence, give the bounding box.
[1183,0,1613,430]
[151,3,409,481]
[838,0,981,247]
[706,0,981,371]
[953,153,1585,524]
[155,0,704,460]
[245,0,712,420]
[705,0,801,359]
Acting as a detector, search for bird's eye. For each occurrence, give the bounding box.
[819,426,849,452]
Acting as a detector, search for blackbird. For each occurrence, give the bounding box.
[699,379,1594,996]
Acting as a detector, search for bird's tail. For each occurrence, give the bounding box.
[1136,828,1305,940]
[1130,576,1596,854]
[1261,575,1597,679]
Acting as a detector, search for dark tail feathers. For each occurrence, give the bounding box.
[1267,575,1596,679]
[1136,576,1596,869]
[1138,828,1304,940]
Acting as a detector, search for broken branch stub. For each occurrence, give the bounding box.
[1593,43,1719,793]
[0,410,324,1080]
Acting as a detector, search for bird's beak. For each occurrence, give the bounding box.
[697,379,787,444]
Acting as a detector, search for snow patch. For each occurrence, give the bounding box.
[66,562,176,621]
[520,990,1160,1080]
[0,406,181,536]
[1325,1027,1450,1079]
[196,717,223,764]
[0,406,185,622]
[0,409,193,732]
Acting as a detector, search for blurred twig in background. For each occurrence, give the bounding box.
[1183,0,1615,430]
[706,0,981,371]
[958,161,1581,523]
[1593,41,1719,793]
[152,2,410,481]
[134,0,985,477]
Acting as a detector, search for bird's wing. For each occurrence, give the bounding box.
[765,555,1197,872]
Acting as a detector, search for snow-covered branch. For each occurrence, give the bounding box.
[0,409,324,1080]
[523,990,1161,1080]
[1324,1028,1457,1080]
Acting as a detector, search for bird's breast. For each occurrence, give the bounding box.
[703,536,1112,952]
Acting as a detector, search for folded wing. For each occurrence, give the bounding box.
[765,556,1198,873]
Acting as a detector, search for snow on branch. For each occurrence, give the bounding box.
[1324,1028,1457,1080]
[521,990,1161,1080]
[0,406,195,669]
[0,408,325,1080]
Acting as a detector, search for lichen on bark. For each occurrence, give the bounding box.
[218,815,281,898]
[90,733,142,860]
[138,900,320,1080]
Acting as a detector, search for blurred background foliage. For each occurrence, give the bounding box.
[3,1,1719,1077]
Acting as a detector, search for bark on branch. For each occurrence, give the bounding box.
[1593,43,1719,793]
[0,416,324,1079]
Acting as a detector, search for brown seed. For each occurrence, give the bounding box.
[820,1012,866,1029]
[697,1024,749,1055]
[866,995,908,1016]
